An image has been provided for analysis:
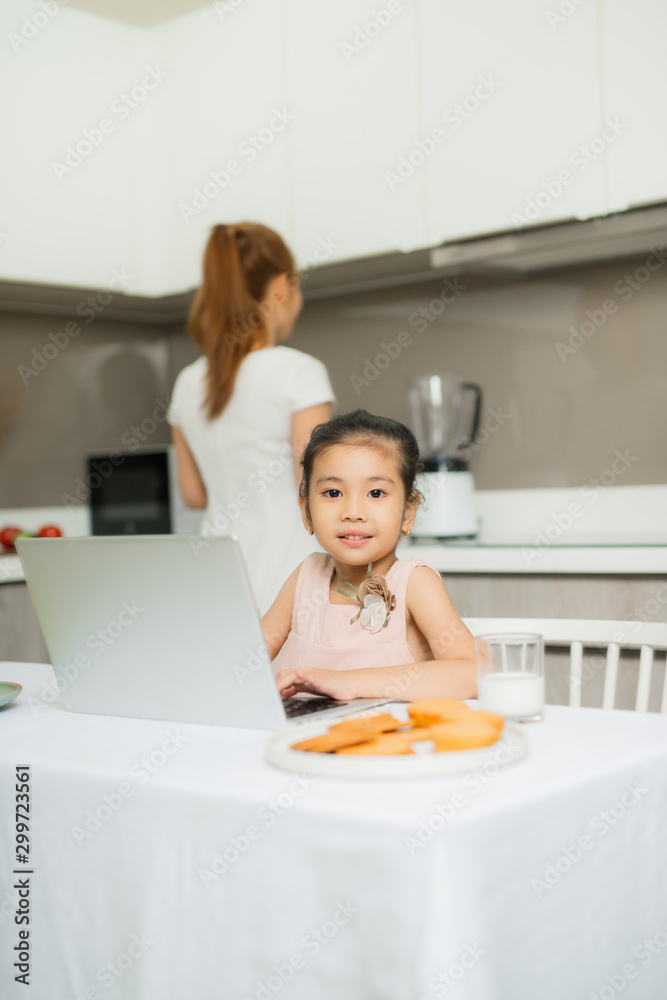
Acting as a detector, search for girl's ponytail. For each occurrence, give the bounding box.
[188,222,295,419]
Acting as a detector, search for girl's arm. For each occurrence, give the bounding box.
[171,427,207,508]
[276,567,477,702]
[260,563,301,661]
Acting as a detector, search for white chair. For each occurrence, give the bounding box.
[463,618,667,713]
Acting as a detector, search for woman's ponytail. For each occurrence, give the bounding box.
[188,222,295,419]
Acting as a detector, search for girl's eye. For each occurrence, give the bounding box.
[369,489,386,499]
[323,489,341,498]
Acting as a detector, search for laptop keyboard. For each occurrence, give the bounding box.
[282,696,353,719]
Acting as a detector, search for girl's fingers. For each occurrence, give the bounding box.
[294,669,344,699]
[277,669,317,697]
[294,670,324,694]
[278,667,349,700]
[276,670,299,694]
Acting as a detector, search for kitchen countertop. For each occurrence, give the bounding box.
[0,505,87,585]
[3,542,666,585]
[398,539,667,574]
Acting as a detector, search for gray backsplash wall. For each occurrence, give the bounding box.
[1,255,666,506]
[0,312,175,507]
[289,259,667,491]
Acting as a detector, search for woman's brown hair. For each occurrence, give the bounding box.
[188,222,296,419]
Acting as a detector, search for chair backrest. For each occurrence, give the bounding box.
[463,617,667,713]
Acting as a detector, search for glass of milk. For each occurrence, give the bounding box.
[475,633,545,722]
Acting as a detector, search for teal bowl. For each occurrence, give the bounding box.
[0,682,22,708]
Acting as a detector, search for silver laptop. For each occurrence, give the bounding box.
[16,535,390,729]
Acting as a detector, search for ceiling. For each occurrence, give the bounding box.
[65,0,212,27]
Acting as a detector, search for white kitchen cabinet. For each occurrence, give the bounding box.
[3,0,665,296]
[0,2,140,291]
[283,0,426,266]
[417,0,606,245]
[127,26,175,298]
[600,0,667,213]
[0,0,291,298]
[164,0,292,294]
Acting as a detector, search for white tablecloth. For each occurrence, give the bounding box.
[1,662,667,1000]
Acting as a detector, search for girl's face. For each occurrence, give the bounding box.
[301,442,418,567]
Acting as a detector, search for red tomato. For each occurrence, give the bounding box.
[36,525,64,538]
[0,526,22,549]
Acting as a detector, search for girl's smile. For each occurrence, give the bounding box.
[338,532,373,545]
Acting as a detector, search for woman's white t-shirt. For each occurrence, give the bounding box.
[167,346,335,614]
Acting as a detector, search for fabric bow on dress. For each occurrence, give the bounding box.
[333,562,397,631]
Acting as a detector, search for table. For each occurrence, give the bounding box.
[1,663,667,1000]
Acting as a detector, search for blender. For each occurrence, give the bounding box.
[406,373,482,538]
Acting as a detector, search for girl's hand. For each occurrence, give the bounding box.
[276,668,360,702]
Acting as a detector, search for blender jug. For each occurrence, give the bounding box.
[407,373,482,469]
[406,373,482,537]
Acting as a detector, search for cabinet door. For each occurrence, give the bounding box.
[600,0,667,212]
[284,0,425,267]
[418,0,605,245]
[129,26,175,298]
[0,4,137,290]
[166,0,291,293]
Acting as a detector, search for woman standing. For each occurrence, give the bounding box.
[167,223,334,613]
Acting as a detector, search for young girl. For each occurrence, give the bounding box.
[261,410,477,703]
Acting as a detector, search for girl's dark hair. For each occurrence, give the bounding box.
[299,409,422,504]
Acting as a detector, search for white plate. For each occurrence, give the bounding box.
[266,713,528,779]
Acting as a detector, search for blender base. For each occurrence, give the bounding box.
[412,471,479,538]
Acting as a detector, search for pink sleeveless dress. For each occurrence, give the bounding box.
[272,552,440,673]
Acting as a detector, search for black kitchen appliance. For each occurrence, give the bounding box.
[86,447,172,535]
